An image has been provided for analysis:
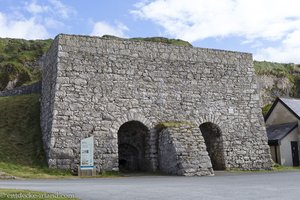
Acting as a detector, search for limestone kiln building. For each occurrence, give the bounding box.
[41,34,272,176]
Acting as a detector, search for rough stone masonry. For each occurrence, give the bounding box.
[41,34,272,176]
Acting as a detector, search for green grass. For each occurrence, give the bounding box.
[0,94,45,166]
[253,61,299,77]
[0,162,73,179]
[293,76,300,98]
[0,94,76,178]
[0,189,79,200]
[0,38,52,90]
[0,162,123,179]
[227,164,300,173]
[254,61,300,100]
[129,37,192,47]
[102,35,192,47]
[155,121,195,129]
[262,104,272,116]
[0,93,121,179]
[272,164,300,171]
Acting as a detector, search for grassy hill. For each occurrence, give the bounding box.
[254,60,300,97]
[254,61,300,115]
[0,38,52,90]
[0,93,74,178]
[0,94,45,166]
[254,61,300,76]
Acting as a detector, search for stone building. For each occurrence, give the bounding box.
[41,34,272,176]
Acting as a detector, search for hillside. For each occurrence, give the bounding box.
[0,93,78,178]
[254,61,300,112]
[0,38,52,91]
[0,94,45,166]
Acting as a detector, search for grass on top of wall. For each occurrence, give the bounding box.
[102,35,193,47]
[155,121,195,129]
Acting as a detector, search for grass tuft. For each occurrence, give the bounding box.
[102,35,192,47]
[262,103,272,117]
[272,164,300,171]
[0,162,72,179]
[155,121,195,129]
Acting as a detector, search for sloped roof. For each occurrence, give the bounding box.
[267,122,298,145]
[265,97,300,121]
[280,98,300,118]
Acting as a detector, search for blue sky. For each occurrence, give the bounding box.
[0,0,300,63]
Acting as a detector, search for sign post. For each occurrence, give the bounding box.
[78,136,96,176]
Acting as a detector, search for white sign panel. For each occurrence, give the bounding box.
[80,136,94,169]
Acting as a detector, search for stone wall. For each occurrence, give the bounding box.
[158,124,213,176]
[40,38,60,166]
[41,34,272,174]
[0,81,41,97]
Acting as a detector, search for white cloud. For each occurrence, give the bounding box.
[255,30,300,63]
[44,17,64,29]
[132,0,300,42]
[24,0,76,19]
[0,12,49,39]
[48,0,76,19]
[25,0,49,14]
[91,21,128,37]
[132,0,300,63]
[0,0,77,39]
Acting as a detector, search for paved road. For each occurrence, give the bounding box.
[1,171,300,200]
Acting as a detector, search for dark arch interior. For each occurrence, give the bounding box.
[118,121,148,172]
[199,122,226,170]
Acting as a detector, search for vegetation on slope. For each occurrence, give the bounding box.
[0,94,73,178]
[254,60,300,93]
[262,104,273,117]
[0,38,52,90]
[0,94,44,166]
[254,61,300,98]
[254,61,300,77]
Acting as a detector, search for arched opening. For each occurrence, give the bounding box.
[199,122,226,170]
[117,121,148,172]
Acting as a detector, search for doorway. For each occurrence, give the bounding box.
[199,122,226,170]
[117,120,148,172]
[291,141,299,166]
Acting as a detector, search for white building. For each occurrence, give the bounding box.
[265,98,300,166]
